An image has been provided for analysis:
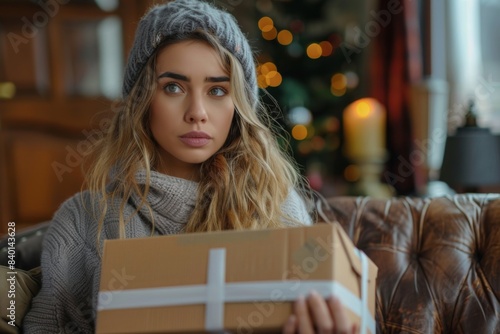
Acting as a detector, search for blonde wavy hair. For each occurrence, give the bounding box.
[85,30,313,239]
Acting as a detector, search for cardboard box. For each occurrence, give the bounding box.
[96,223,377,334]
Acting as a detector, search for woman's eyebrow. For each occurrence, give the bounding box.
[157,71,229,83]
[158,71,189,81]
[206,76,230,83]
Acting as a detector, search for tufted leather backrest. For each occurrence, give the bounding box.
[325,194,500,334]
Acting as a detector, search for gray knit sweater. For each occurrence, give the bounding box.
[22,171,312,333]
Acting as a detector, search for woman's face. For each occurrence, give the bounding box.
[150,40,235,180]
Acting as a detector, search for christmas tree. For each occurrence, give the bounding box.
[251,0,367,194]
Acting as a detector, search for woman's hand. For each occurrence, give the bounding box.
[282,290,358,334]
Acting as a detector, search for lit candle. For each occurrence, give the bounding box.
[343,98,386,161]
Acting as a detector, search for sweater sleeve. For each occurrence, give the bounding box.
[22,194,97,334]
[281,188,313,226]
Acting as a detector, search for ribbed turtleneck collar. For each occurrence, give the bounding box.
[131,170,198,235]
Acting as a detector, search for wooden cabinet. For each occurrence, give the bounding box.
[0,0,148,234]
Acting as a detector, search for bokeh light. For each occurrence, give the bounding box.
[345,71,359,89]
[311,136,326,151]
[257,62,282,88]
[277,30,293,45]
[331,73,347,90]
[262,27,277,40]
[265,71,282,87]
[257,74,268,88]
[287,42,303,57]
[344,164,361,182]
[288,106,312,125]
[292,124,308,140]
[330,73,347,96]
[328,33,342,47]
[319,41,333,56]
[306,43,322,59]
[297,141,312,155]
[324,117,340,132]
[330,87,346,96]
[258,16,274,32]
[260,62,277,74]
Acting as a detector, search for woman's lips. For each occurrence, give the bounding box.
[179,132,211,147]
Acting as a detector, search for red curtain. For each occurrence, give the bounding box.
[370,0,422,195]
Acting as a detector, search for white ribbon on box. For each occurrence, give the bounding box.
[98,248,375,334]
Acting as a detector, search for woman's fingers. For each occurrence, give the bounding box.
[327,296,355,334]
[294,295,315,334]
[282,315,297,334]
[283,291,358,334]
[307,290,334,333]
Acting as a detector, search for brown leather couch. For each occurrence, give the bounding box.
[2,194,500,333]
[324,194,500,334]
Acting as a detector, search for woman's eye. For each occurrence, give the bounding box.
[209,87,227,97]
[163,83,181,93]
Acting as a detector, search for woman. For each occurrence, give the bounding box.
[23,0,357,333]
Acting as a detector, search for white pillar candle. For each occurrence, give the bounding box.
[343,98,386,161]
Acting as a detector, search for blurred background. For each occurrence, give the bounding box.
[2,0,500,234]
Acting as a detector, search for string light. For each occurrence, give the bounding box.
[324,117,340,132]
[258,16,274,32]
[260,62,277,74]
[292,124,308,140]
[277,30,293,45]
[288,106,312,125]
[331,73,347,96]
[298,141,312,155]
[266,71,282,87]
[344,164,361,182]
[331,73,347,90]
[306,43,322,59]
[257,74,268,88]
[319,41,333,56]
[331,87,346,97]
[257,62,282,88]
[287,42,303,57]
[345,71,359,89]
[311,136,326,151]
[262,27,277,40]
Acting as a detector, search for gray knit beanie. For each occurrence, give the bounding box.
[122,0,258,106]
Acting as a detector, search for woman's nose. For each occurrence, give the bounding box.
[184,94,207,123]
